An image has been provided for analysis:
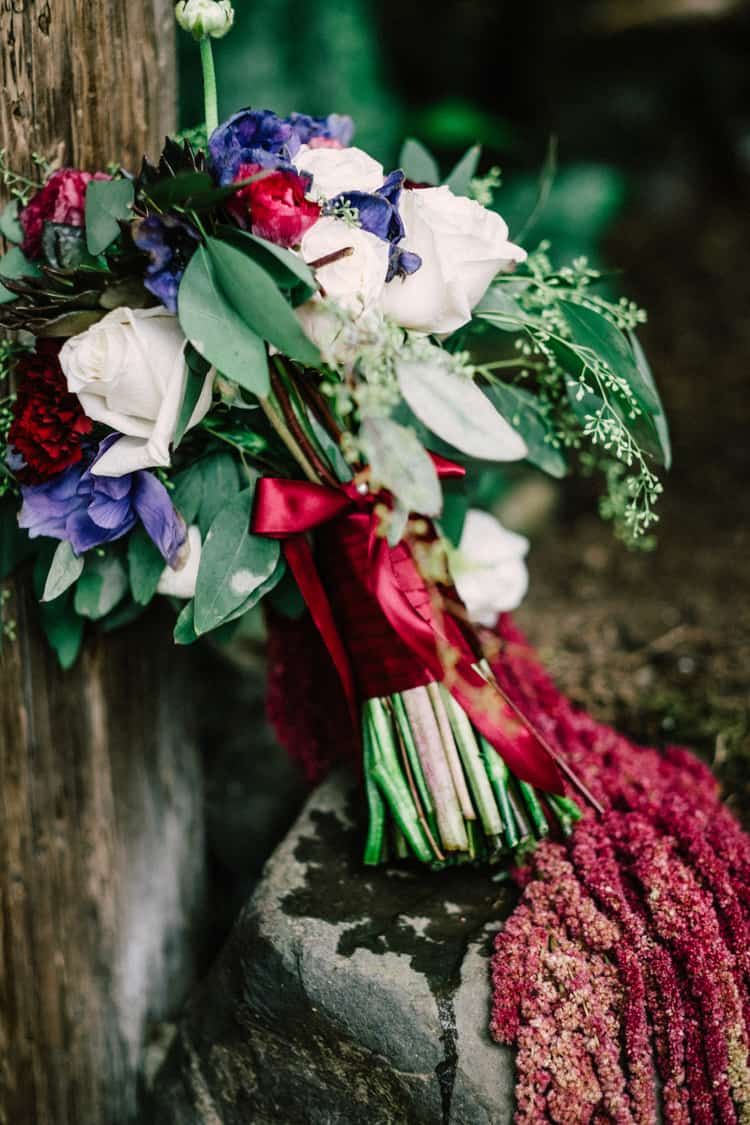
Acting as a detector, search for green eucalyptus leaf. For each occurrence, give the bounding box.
[398,138,440,185]
[629,330,671,470]
[196,452,243,536]
[0,199,23,244]
[561,302,659,414]
[360,416,442,517]
[444,145,481,196]
[85,178,134,255]
[483,382,568,479]
[42,541,84,602]
[205,237,320,367]
[397,358,528,462]
[217,227,317,303]
[73,554,129,620]
[178,245,269,396]
[38,593,85,669]
[144,171,214,208]
[100,599,148,633]
[0,246,42,304]
[174,600,198,645]
[193,488,279,635]
[174,355,212,450]
[127,526,166,606]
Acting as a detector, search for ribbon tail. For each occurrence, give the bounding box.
[281,537,359,733]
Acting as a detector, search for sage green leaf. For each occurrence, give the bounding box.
[196,452,243,536]
[444,145,481,196]
[174,351,213,450]
[205,237,320,366]
[193,488,279,635]
[217,227,317,303]
[474,282,529,327]
[561,302,660,415]
[144,171,214,208]
[0,200,23,244]
[629,330,671,470]
[0,246,41,303]
[38,594,85,669]
[100,600,148,633]
[360,416,442,517]
[397,358,527,462]
[178,245,269,396]
[85,179,134,255]
[174,600,198,645]
[42,541,85,602]
[483,382,567,479]
[127,526,166,606]
[398,138,440,185]
[73,554,129,620]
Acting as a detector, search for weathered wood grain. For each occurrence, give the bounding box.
[0,5,205,1123]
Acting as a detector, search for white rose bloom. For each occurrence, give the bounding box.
[60,307,214,477]
[157,524,202,599]
[295,299,387,374]
[449,509,529,627]
[295,145,385,201]
[380,186,526,335]
[300,217,389,315]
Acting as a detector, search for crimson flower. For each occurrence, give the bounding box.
[20,168,110,260]
[8,341,93,483]
[227,161,320,248]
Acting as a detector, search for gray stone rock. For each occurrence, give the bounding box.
[151,769,517,1125]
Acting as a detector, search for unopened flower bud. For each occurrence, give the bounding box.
[175,0,234,40]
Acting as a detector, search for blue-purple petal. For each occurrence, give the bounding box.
[132,471,186,567]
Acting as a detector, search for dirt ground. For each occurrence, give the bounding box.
[516,198,750,821]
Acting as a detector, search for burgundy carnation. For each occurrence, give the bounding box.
[8,341,93,483]
[20,168,110,260]
[227,161,320,248]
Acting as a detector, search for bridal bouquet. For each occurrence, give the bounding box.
[4,5,750,1119]
[0,0,669,869]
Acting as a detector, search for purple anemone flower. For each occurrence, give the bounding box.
[285,112,355,149]
[208,108,297,185]
[330,170,422,282]
[132,214,200,313]
[19,438,185,565]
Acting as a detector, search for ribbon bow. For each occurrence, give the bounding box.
[252,460,563,794]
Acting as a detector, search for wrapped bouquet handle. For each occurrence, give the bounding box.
[253,469,563,795]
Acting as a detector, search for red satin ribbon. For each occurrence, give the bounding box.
[252,463,563,794]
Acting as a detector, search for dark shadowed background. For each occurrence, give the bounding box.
[178,0,750,949]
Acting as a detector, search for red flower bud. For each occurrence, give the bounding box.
[20,168,110,260]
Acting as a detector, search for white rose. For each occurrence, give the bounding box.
[449,509,529,627]
[300,217,389,316]
[60,307,214,477]
[295,299,387,374]
[380,186,526,335]
[295,145,385,201]
[157,524,202,599]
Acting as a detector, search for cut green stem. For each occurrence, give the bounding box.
[426,683,476,821]
[402,686,468,852]
[440,687,503,839]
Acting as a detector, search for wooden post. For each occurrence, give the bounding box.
[0,5,205,1123]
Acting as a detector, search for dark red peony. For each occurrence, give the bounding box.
[20,168,110,260]
[227,162,320,248]
[8,341,93,483]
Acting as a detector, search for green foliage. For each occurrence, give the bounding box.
[217,227,317,305]
[38,593,85,669]
[127,527,166,606]
[397,356,527,462]
[85,178,134,254]
[444,145,481,197]
[174,345,212,450]
[171,451,243,536]
[474,248,665,540]
[192,487,280,635]
[398,138,440,185]
[205,237,320,366]
[0,246,41,303]
[0,497,34,579]
[0,200,23,244]
[178,245,270,395]
[74,553,129,620]
[482,381,567,479]
[41,541,84,602]
[360,416,442,517]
